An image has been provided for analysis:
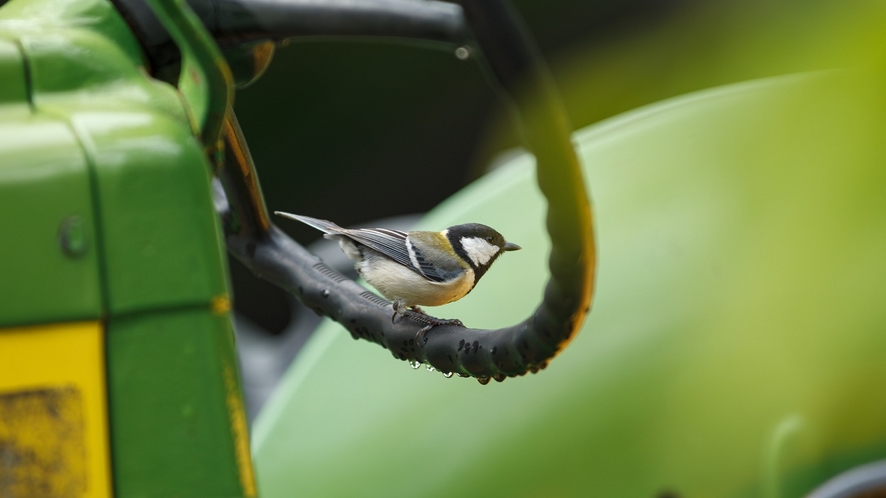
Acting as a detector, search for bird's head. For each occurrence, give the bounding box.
[445,223,521,281]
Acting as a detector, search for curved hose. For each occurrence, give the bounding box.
[220,0,595,383]
[196,0,467,47]
[113,0,469,82]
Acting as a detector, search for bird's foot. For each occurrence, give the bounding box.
[409,313,465,345]
[391,300,407,324]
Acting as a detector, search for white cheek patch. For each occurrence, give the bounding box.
[460,236,500,266]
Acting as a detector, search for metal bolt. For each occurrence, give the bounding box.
[59,216,88,258]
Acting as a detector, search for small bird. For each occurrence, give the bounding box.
[275,212,521,320]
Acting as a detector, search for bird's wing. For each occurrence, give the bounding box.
[405,232,466,283]
[349,228,465,283]
[275,212,445,282]
[343,227,414,268]
[407,245,448,282]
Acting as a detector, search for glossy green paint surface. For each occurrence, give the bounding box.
[254,72,886,497]
[76,107,227,315]
[0,116,103,327]
[0,0,251,495]
[108,307,248,497]
[0,37,103,327]
[148,0,233,151]
[2,0,229,315]
[1,0,228,319]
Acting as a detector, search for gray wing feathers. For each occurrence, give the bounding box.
[274,212,344,234]
[409,245,447,282]
[275,212,419,274]
[411,242,465,282]
[346,228,413,268]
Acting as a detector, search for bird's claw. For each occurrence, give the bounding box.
[391,300,406,324]
[392,303,464,343]
[414,316,465,345]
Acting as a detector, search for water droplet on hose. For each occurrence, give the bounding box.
[477,377,490,385]
[321,289,330,298]
[426,365,436,372]
[409,360,421,369]
[442,371,454,378]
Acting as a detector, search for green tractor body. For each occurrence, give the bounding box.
[0,0,253,495]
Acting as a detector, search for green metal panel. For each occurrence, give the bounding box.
[0,38,103,327]
[0,0,251,495]
[0,117,103,327]
[72,108,228,315]
[0,0,229,320]
[3,0,229,316]
[0,0,146,74]
[253,71,886,497]
[108,307,253,497]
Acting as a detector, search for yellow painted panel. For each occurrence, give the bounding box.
[0,321,112,498]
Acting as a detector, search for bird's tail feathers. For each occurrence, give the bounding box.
[274,212,344,234]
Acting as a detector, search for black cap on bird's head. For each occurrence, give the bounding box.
[445,223,521,281]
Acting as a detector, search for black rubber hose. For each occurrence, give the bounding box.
[113,0,469,82]
[196,0,467,47]
[220,0,595,383]
[114,0,466,48]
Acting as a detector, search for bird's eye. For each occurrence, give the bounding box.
[486,236,493,242]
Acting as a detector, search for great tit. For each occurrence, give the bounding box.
[275,212,521,317]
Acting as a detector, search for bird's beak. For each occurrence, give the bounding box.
[503,241,522,251]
